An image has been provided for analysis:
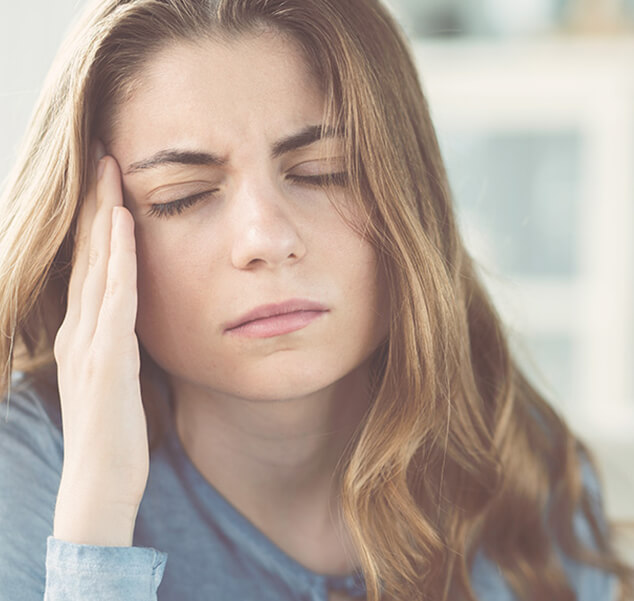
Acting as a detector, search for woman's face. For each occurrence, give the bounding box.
[109,30,390,402]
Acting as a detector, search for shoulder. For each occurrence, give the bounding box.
[0,363,63,463]
[556,453,619,600]
[469,453,618,601]
[0,364,64,600]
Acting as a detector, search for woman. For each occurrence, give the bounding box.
[0,0,631,600]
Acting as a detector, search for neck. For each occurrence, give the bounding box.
[168,362,372,575]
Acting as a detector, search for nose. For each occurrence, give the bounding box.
[229,179,306,270]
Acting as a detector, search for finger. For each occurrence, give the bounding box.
[95,206,138,353]
[64,147,103,327]
[80,156,125,341]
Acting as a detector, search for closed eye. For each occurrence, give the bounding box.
[144,172,348,219]
[145,189,218,219]
[286,172,348,187]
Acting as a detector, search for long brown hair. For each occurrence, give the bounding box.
[1,1,632,599]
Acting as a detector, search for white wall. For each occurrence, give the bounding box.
[0,1,90,182]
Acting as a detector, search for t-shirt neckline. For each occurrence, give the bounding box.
[158,373,368,597]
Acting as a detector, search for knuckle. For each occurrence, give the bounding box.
[104,275,120,300]
[54,325,80,366]
[88,247,100,268]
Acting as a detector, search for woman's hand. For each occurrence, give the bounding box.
[52,141,148,546]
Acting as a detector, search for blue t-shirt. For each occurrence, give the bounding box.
[0,365,617,600]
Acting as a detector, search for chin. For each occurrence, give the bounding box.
[218,355,360,401]
[221,372,342,403]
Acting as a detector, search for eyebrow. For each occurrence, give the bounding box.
[124,124,343,175]
[125,149,226,175]
[271,124,341,158]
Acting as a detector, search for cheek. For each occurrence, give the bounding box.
[330,229,390,335]
[133,226,222,374]
[355,245,390,334]
[134,227,211,329]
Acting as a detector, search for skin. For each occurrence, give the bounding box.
[69,29,389,579]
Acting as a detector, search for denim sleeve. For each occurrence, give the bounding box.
[44,537,167,601]
[470,452,620,601]
[0,372,167,601]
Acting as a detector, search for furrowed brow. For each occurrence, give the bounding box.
[124,124,344,175]
[125,150,227,175]
[271,124,343,158]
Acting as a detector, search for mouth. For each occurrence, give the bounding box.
[224,299,329,338]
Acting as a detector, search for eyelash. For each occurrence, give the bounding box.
[145,172,349,219]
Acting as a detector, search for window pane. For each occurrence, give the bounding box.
[438,130,582,277]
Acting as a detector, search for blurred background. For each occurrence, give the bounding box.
[1,0,633,559]
[386,0,634,561]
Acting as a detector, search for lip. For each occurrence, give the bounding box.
[224,298,329,334]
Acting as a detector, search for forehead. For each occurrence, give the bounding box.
[110,30,325,151]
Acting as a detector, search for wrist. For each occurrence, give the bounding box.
[54,488,139,547]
